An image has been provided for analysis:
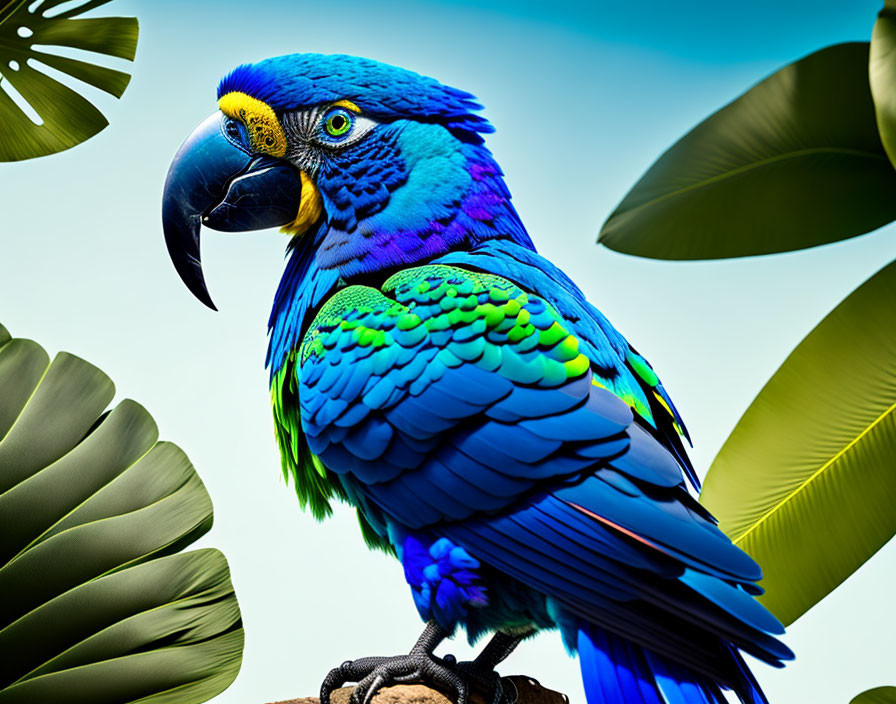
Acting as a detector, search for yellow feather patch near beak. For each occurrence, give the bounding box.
[218,91,288,157]
[281,171,323,236]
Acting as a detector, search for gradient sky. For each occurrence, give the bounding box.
[2,1,895,702]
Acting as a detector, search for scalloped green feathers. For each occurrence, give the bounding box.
[303,265,590,381]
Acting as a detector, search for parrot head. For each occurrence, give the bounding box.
[162,53,528,309]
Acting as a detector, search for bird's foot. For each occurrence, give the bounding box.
[320,651,469,704]
[454,659,516,704]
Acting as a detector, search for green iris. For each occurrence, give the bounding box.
[324,109,353,138]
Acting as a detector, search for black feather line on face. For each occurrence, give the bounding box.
[281,107,322,173]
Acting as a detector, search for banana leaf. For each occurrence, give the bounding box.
[599,43,896,260]
[699,260,896,625]
[0,0,137,161]
[0,322,243,703]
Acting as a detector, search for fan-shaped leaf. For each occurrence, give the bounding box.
[0,324,243,703]
[871,1,896,169]
[851,687,896,704]
[700,260,896,625]
[0,0,138,161]
[599,43,896,259]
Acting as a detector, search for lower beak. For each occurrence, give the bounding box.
[161,112,302,309]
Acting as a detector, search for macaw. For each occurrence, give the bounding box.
[161,54,792,704]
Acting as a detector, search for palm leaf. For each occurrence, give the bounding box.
[851,688,896,704]
[0,323,243,703]
[599,43,896,260]
[0,0,137,161]
[699,260,896,626]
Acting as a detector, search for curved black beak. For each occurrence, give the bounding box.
[161,112,302,309]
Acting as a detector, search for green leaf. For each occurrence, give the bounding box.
[699,260,896,626]
[0,2,30,27]
[851,687,896,704]
[599,43,896,260]
[0,324,243,703]
[871,1,896,169]
[0,0,138,161]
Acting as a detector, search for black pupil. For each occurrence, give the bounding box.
[331,115,346,131]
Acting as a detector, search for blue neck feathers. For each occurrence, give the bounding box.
[267,135,535,377]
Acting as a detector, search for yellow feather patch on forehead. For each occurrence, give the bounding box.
[218,91,288,157]
[331,99,361,113]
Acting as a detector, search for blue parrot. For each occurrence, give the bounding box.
[161,54,792,704]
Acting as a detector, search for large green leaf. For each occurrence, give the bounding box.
[0,324,243,703]
[871,1,896,169]
[851,688,896,704]
[599,43,896,260]
[699,260,896,626]
[0,0,138,161]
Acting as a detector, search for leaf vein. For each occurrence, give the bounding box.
[732,397,896,545]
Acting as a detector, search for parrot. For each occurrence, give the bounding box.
[161,53,793,704]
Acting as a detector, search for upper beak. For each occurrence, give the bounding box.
[161,112,302,309]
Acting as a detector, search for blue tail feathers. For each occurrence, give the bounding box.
[578,627,766,704]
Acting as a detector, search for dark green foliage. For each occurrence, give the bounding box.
[599,43,896,260]
[871,1,896,169]
[0,0,138,161]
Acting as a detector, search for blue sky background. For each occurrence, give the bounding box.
[2,1,895,702]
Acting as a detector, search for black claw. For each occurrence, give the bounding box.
[320,622,526,704]
[456,662,519,704]
[324,651,474,704]
[364,674,388,704]
[320,665,346,704]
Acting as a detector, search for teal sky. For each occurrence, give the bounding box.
[2,1,895,702]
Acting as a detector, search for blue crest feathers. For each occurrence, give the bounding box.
[218,53,494,142]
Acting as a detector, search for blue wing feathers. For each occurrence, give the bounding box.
[333,401,371,428]
[454,423,562,465]
[443,494,788,661]
[360,375,399,409]
[553,479,760,581]
[487,375,589,420]
[605,423,683,487]
[518,388,632,441]
[428,449,535,498]
[342,417,393,462]
[381,434,428,469]
[575,435,631,461]
[679,569,784,636]
[290,255,791,701]
[386,396,457,435]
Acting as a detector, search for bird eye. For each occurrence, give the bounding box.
[222,116,246,145]
[309,105,376,148]
[323,108,354,138]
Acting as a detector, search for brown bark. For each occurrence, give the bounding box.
[267,676,569,704]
